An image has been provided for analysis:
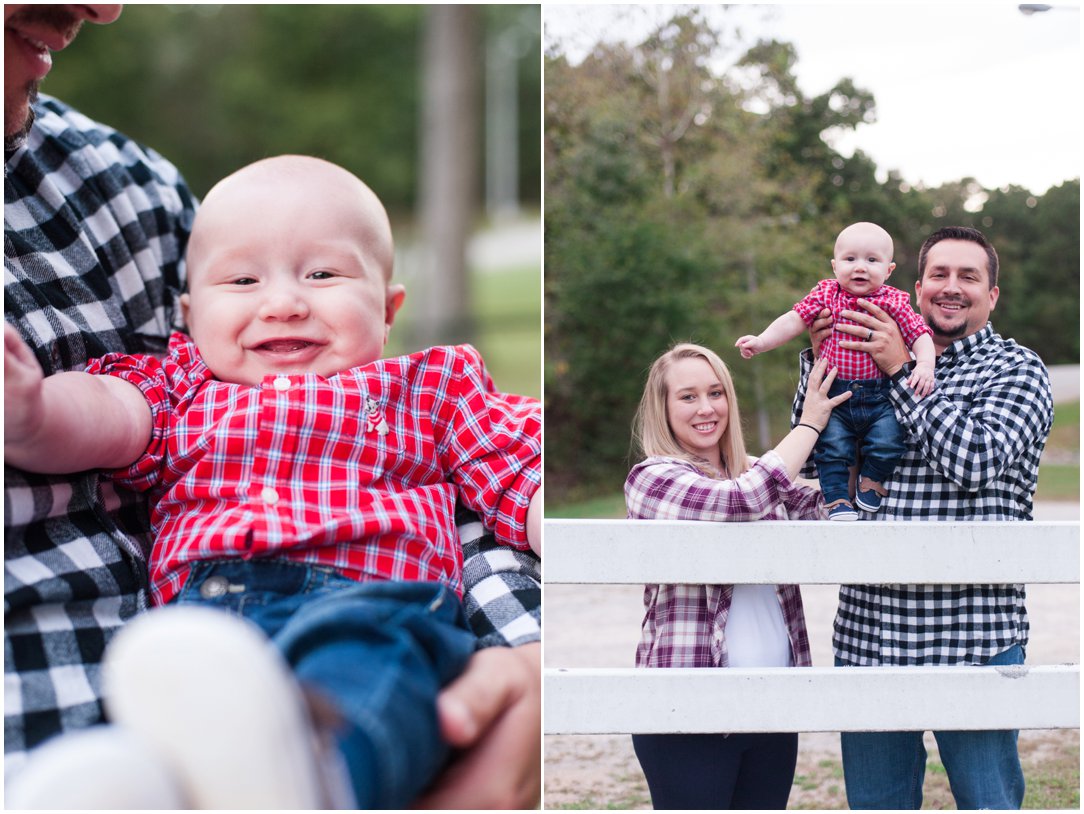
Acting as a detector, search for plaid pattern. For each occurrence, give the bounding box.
[5,96,542,775]
[91,334,541,606]
[792,324,1053,665]
[793,280,932,380]
[624,452,818,668]
[5,95,194,775]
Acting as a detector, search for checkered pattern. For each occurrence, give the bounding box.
[5,96,543,776]
[793,279,932,380]
[791,324,1053,665]
[5,95,194,775]
[90,334,541,605]
[624,452,819,668]
[457,505,540,648]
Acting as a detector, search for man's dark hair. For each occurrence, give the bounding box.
[917,226,999,289]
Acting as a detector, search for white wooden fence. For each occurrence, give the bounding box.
[544,520,1080,734]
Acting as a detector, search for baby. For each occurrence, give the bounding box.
[735,221,934,519]
[4,155,540,808]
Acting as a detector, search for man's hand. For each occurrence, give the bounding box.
[415,642,541,809]
[836,299,910,376]
[4,323,46,445]
[808,308,832,358]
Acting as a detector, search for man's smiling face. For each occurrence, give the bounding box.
[916,239,999,352]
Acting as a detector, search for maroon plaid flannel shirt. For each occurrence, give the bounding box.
[624,452,819,668]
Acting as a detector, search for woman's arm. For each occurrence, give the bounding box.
[4,325,151,472]
[771,356,851,481]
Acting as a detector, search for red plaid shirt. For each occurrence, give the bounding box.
[87,334,541,606]
[793,279,932,380]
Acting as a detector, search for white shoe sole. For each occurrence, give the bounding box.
[102,605,325,810]
[5,726,186,810]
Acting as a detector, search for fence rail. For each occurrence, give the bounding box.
[544,519,1079,584]
[543,520,1080,735]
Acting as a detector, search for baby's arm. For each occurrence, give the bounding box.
[4,324,151,473]
[907,333,936,398]
[526,488,541,557]
[736,311,807,359]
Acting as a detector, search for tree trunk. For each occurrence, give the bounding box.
[417,5,479,346]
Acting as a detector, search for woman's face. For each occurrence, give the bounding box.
[665,356,729,468]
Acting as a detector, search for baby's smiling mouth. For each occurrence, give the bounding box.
[255,339,319,353]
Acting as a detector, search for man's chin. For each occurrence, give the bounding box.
[927,317,969,341]
[4,86,39,151]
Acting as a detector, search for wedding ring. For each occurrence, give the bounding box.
[866,329,874,342]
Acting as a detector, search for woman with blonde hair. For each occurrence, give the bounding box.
[626,342,849,810]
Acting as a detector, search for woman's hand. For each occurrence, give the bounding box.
[774,357,851,481]
[797,356,851,431]
[836,299,910,376]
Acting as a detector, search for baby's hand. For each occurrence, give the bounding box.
[907,361,935,398]
[735,335,763,359]
[4,324,46,441]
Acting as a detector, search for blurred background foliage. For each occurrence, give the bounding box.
[44,4,541,397]
[545,9,1080,502]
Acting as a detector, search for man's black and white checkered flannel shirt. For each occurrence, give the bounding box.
[792,323,1053,666]
[4,95,540,777]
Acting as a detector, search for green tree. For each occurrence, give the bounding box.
[545,12,1079,504]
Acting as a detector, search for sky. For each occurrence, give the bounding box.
[543,2,1083,194]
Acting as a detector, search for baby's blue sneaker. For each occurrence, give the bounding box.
[855,477,887,513]
[826,499,858,521]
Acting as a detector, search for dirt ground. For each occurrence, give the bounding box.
[543,503,1080,810]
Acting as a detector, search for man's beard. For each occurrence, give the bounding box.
[925,302,971,342]
[4,5,83,152]
[5,82,39,152]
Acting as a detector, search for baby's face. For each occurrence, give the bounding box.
[181,158,403,386]
[831,224,896,297]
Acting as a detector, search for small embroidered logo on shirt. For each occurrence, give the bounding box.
[365,397,389,436]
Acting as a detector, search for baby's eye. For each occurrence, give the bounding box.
[309,270,336,280]
[230,277,258,286]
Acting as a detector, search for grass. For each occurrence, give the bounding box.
[388,261,541,399]
[1035,464,1079,501]
[1021,742,1081,810]
[472,265,541,399]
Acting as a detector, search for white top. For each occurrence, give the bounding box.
[725,584,793,667]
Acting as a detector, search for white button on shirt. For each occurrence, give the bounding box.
[273,376,291,392]
[260,487,279,505]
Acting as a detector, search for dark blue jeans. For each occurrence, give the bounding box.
[814,378,906,505]
[631,732,798,809]
[836,645,1026,809]
[174,560,477,809]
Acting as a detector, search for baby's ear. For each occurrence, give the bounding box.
[886,262,897,278]
[384,284,406,337]
[179,292,192,329]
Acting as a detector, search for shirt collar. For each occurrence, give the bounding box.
[938,322,994,364]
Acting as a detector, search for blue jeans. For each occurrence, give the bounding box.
[815,379,905,505]
[837,645,1026,809]
[174,559,478,809]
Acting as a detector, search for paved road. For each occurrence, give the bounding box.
[1048,364,1079,404]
